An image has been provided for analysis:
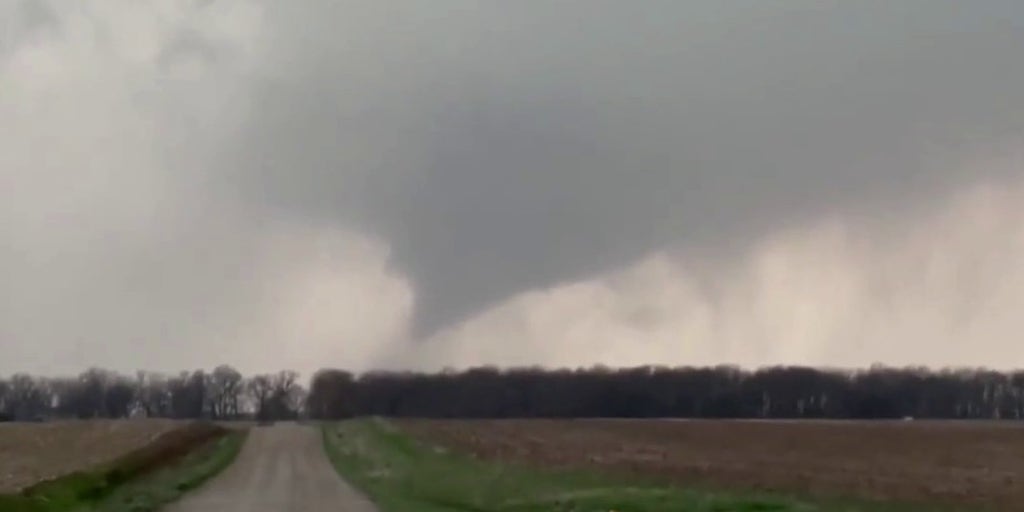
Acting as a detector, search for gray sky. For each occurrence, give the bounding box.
[3,1,1024,376]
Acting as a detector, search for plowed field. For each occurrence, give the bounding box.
[0,419,178,492]
[399,419,1024,509]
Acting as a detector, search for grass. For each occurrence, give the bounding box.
[0,424,245,512]
[321,419,966,512]
[87,429,246,512]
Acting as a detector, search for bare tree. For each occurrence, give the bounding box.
[135,371,171,418]
[247,375,274,420]
[0,378,11,420]
[7,374,49,420]
[168,370,209,419]
[245,371,304,420]
[271,370,304,419]
[209,365,244,419]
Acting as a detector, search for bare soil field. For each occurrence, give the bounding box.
[399,419,1024,509]
[0,419,179,493]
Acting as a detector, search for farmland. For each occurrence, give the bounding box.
[324,419,834,512]
[0,420,178,493]
[398,419,1024,510]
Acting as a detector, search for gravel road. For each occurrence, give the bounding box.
[165,423,377,512]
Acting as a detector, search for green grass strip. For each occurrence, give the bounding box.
[0,427,246,512]
[321,419,968,512]
[87,429,247,512]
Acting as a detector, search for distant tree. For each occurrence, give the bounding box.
[1011,371,1024,419]
[7,374,50,420]
[308,369,357,419]
[105,378,136,418]
[303,365,1024,421]
[75,368,110,418]
[247,375,274,421]
[266,370,303,420]
[135,371,171,417]
[6,362,1024,422]
[209,365,244,419]
[168,370,209,419]
[0,378,10,418]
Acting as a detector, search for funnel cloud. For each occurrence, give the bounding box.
[3,1,1024,376]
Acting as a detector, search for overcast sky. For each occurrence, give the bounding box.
[3,1,1024,377]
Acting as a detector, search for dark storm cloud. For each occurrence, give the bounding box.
[7,0,1024,376]
[3,0,58,51]
[226,1,1024,334]
[157,29,223,70]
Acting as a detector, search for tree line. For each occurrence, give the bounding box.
[307,365,1024,420]
[5,365,1024,422]
[0,366,304,421]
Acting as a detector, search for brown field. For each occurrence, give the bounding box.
[0,419,179,493]
[399,419,1024,509]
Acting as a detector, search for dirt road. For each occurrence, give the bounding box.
[166,423,377,512]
